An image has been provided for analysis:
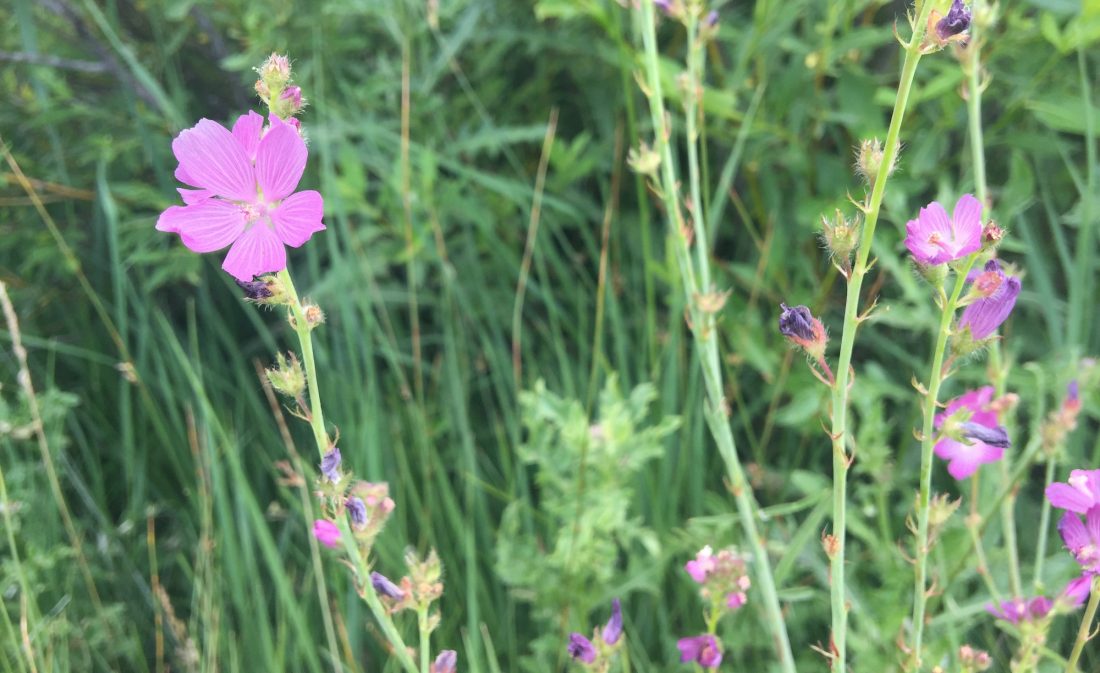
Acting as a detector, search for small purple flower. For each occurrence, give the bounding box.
[653,0,672,13]
[370,571,405,600]
[705,9,718,28]
[936,0,972,41]
[987,596,1052,624]
[236,277,273,300]
[601,598,623,645]
[1068,380,1080,402]
[312,519,341,548]
[320,448,341,483]
[958,262,1021,340]
[1046,469,1100,514]
[677,634,722,668]
[904,194,982,266]
[567,633,596,664]
[346,496,367,527]
[430,650,457,673]
[934,387,1006,480]
[778,303,815,341]
[1058,506,1100,575]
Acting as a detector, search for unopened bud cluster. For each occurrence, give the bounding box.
[255,53,306,124]
[313,448,396,555]
[958,645,991,672]
[372,548,446,635]
[685,545,751,613]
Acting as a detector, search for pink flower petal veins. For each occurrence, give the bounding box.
[904,195,983,265]
[171,119,256,201]
[232,110,265,160]
[177,187,213,205]
[934,438,1003,480]
[221,223,287,281]
[255,118,307,201]
[156,200,246,253]
[950,194,983,252]
[271,190,325,247]
[1059,511,1090,550]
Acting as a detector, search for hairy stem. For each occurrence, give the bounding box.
[638,3,795,670]
[829,3,935,668]
[277,269,329,457]
[1064,577,1100,673]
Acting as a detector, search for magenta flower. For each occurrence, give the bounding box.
[567,633,596,664]
[1046,469,1100,514]
[1060,575,1093,609]
[312,519,341,548]
[156,111,325,281]
[904,194,982,265]
[430,651,457,673]
[677,634,722,668]
[601,598,623,645]
[958,260,1021,340]
[987,596,1052,624]
[934,387,1007,480]
[685,545,716,583]
[1058,507,1100,575]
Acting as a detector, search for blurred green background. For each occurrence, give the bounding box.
[1,0,1098,671]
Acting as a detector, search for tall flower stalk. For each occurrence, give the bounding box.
[637,3,795,671]
[827,2,936,668]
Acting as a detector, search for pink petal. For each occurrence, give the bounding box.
[178,187,213,205]
[172,119,256,201]
[232,111,265,160]
[1088,506,1100,543]
[1059,511,1090,550]
[270,190,325,247]
[1062,575,1092,608]
[221,224,287,281]
[156,199,246,253]
[951,195,983,257]
[255,118,307,201]
[1047,483,1095,514]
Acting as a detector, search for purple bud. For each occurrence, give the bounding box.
[778,303,815,341]
[653,0,672,13]
[567,633,596,664]
[346,496,367,527]
[936,0,972,41]
[677,634,722,668]
[958,276,1021,340]
[705,9,718,28]
[959,421,1011,449]
[430,650,457,673]
[320,448,342,483]
[235,277,273,300]
[370,571,405,600]
[601,598,623,645]
[1068,380,1080,402]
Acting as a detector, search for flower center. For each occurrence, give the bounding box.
[240,200,273,226]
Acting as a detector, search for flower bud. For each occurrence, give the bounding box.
[821,209,860,268]
[430,651,457,673]
[627,142,661,176]
[304,303,325,329]
[258,53,292,100]
[981,220,1004,249]
[778,303,828,362]
[855,138,897,188]
[266,352,306,398]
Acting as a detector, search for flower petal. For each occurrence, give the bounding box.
[221,224,287,281]
[232,111,265,160]
[1059,511,1090,550]
[255,119,307,201]
[952,194,983,245]
[156,199,246,253]
[270,190,325,247]
[172,119,255,200]
[1048,483,1096,514]
[1087,506,1100,544]
[178,187,213,205]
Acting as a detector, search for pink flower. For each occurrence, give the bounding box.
[934,387,1007,480]
[156,111,325,281]
[1060,575,1093,609]
[904,194,982,266]
[685,545,716,583]
[1057,506,1100,575]
[677,634,722,668]
[986,596,1052,624]
[1046,469,1100,514]
[312,519,341,548]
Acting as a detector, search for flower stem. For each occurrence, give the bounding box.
[638,4,795,671]
[829,4,935,668]
[1064,576,1100,673]
[910,255,978,668]
[277,269,329,457]
[418,606,431,673]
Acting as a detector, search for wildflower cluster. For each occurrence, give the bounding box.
[566,599,623,671]
[684,545,751,614]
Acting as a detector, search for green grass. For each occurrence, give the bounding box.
[1,0,1098,671]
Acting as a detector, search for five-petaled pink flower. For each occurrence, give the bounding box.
[904,194,982,266]
[934,386,1008,480]
[156,111,325,281]
[1046,469,1100,513]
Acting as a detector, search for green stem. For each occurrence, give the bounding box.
[638,4,795,671]
[418,606,431,673]
[1032,456,1057,591]
[910,255,978,668]
[1064,577,1100,673]
[829,4,935,668]
[965,3,988,207]
[277,269,329,457]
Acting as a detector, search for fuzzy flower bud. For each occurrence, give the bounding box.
[346,481,396,547]
[567,633,596,664]
[821,208,860,269]
[959,644,992,672]
[406,548,444,607]
[312,519,341,549]
[235,274,287,304]
[627,142,661,176]
[370,571,405,600]
[778,303,829,371]
[855,138,897,187]
[266,352,306,399]
[319,448,342,483]
[953,261,1021,351]
[346,496,368,528]
[935,0,972,42]
[257,53,292,100]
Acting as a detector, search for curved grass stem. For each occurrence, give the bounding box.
[638,3,795,671]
